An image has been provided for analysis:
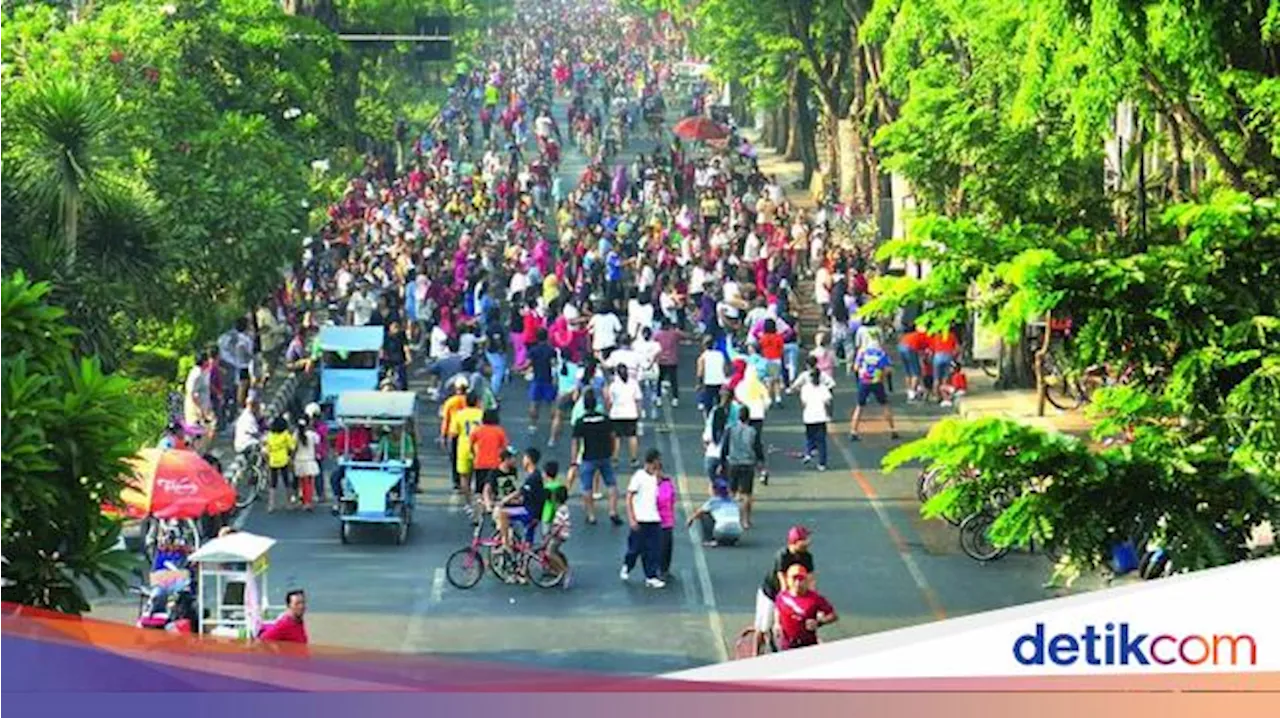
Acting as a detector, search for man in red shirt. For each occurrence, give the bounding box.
[774,565,837,650]
[260,589,308,645]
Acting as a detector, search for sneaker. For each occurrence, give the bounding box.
[671,398,679,408]
[801,453,812,465]
[849,433,861,441]
[645,577,666,589]
[773,397,782,406]
[907,390,917,401]
[620,565,630,581]
[610,514,624,526]
[940,400,953,408]
[527,425,537,434]
[547,439,555,448]
[592,491,604,500]
[817,464,827,471]
[891,431,900,440]
[760,470,769,486]
[637,422,645,437]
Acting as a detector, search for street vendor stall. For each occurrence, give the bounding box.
[185,531,276,641]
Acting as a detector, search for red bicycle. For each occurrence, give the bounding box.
[445,519,569,589]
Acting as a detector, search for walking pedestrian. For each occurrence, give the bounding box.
[799,367,833,471]
[721,406,761,530]
[849,337,899,441]
[621,448,665,588]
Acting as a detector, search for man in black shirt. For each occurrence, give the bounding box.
[381,320,411,390]
[571,390,620,526]
[754,525,815,651]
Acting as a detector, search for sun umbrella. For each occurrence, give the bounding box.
[116,449,236,520]
[672,115,731,142]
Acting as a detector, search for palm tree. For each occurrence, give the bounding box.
[8,77,114,271]
[3,75,167,365]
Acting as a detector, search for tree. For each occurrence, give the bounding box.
[1,273,142,614]
[859,1,1280,578]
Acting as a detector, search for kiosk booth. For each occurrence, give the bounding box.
[185,531,276,640]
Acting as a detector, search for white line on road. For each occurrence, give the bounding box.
[400,567,444,653]
[430,567,445,604]
[664,404,730,663]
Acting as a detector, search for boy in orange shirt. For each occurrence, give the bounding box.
[468,409,509,515]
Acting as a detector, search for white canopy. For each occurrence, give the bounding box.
[187,532,275,564]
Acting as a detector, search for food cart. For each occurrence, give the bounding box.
[186,531,276,641]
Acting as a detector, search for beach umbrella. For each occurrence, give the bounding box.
[115,449,236,520]
[672,115,730,142]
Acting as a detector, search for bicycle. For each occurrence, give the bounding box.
[915,468,965,527]
[445,519,568,589]
[232,449,268,510]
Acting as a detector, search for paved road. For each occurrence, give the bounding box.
[89,95,1068,674]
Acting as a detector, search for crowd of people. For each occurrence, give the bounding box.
[156,0,993,651]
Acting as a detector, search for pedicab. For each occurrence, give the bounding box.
[316,326,386,421]
[333,391,419,545]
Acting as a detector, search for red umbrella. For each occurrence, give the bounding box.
[113,449,236,520]
[672,115,730,142]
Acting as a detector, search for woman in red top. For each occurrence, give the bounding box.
[927,329,961,406]
[758,319,786,405]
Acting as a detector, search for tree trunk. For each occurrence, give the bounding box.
[762,111,777,150]
[784,69,805,160]
[794,77,819,184]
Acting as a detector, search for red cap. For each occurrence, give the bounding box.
[787,526,810,543]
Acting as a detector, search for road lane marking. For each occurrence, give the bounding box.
[832,438,949,621]
[430,567,445,604]
[664,403,730,663]
[400,567,443,653]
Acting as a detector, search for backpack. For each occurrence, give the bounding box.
[857,347,887,384]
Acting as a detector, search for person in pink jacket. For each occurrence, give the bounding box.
[657,473,677,579]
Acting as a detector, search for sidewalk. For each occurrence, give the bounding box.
[954,371,1094,436]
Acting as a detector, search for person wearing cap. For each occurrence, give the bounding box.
[775,564,837,650]
[685,479,743,547]
[754,526,815,652]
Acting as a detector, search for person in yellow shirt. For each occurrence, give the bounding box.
[264,416,297,513]
[449,392,485,514]
[439,380,468,490]
[542,273,561,307]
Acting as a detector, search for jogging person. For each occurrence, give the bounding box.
[775,564,837,650]
[754,526,815,653]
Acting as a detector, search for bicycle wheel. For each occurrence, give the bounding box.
[234,465,260,510]
[528,550,567,588]
[489,544,519,582]
[978,359,1001,379]
[445,548,485,589]
[732,628,762,660]
[959,511,1008,562]
[1041,353,1084,411]
[916,470,937,503]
